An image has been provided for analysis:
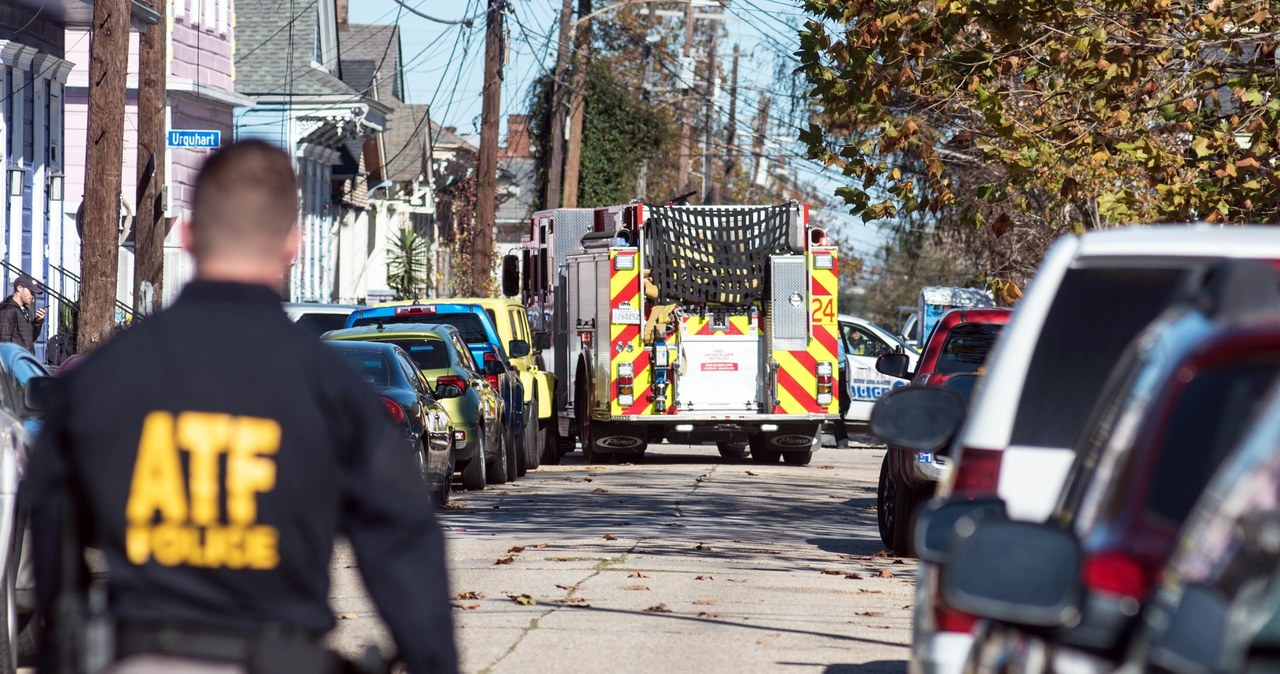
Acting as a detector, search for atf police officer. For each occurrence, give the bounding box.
[22,141,457,674]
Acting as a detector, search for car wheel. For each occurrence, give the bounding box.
[461,432,487,492]
[540,421,562,465]
[716,441,748,462]
[877,453,894,547]
[524,399,541,471]
[437,447,454,507]
[487,427,509,485]
[748,434,780,464]
[508,422,523,481]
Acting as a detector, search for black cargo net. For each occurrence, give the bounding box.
[645,205,793,307]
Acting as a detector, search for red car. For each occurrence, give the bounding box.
[873,307,1012,554]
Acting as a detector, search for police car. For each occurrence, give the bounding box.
[838,314,919,423]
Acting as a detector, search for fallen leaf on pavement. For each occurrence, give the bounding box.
[894,559,906,565]
[695,543,712,551]
[859,589,883,595]
[902,605,913,610]
[555,597,589,605]
[602,534,618,541]
[510,595,537,606]
[576,477,594,483]
[494,556,515,565]
[628,572,649,578]
[697,612,724,619]
[818,465,834,470]
[821,569,844,575]
[624,585,650,591]
[644,604,672,613]
[694,576,714,581]
[873,550,894,559]
[727,579,748,583]
[455,591,483,600]
[507,546,526,554]
[592,488,609,494]
[693,599,716,606]
[844,572,864,580]
[856,611,885,617]
[443,502,467,510]
[877,569,894,578]
[745,471,759,476]
[338,613,358,620]
[452,603,480,610]
[536,543,549,548]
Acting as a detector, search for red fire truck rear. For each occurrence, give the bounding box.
[516,202,839,464]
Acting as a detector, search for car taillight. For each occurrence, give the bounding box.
[437,375,469,392]
[935,606,978,633]
[816,361,834,405]
[617,362,635,406]
[452,429,467,443]
[379,396,406,424]
[952,447,1002,496]
[1082,551,1153,600]
[483,352,501,389]
[394,305,436,316]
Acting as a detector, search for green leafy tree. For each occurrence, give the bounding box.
[386,227,431,300]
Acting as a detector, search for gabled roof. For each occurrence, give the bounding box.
[339,23,402,102]
[234,0,357,98]
[384,103,431,182]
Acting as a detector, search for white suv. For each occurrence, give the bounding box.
[912,225,1280,674]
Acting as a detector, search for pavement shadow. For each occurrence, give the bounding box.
[794,662,906,674]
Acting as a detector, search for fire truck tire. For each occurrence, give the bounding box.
[540,421,562,465]
[487,430,510,485]
[524,399,541,471]
[748,435,781,464]
[782,450,813,466]
[716,441,749,462]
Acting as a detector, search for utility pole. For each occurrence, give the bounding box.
[134,0,167,317]
[675,0,697,196]
[702,34,718,204]
[545,0,574,210]
[749,94,771,201]
[634,4,659,201]
[722,43,740,198]
[560,0,593,208]
[475,0,504,294]
[79,0,130,352]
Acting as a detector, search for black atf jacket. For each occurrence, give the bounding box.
[21,281,458,674]
[0,297,43,351]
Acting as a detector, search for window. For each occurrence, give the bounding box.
[385,339,451,371]
[395,353,425,395]
[452,335,478,371]
[935,323,1004,375]
[1011,266,1188,448]
[841,324,893,359]
[334,350,390,387]
[352,313,490,343]
[295,313,350,336]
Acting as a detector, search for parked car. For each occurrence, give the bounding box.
[873,307,1011,554]
[323,324,504,491]
[906,225,1280,674]
[325,341,456,505]
[345,302,527,482]
[415,297,557,467]
[937,261,1280,674]
[283,302,363,336]
[837,314,918,424]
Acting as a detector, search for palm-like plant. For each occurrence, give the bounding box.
[386,227,431,300]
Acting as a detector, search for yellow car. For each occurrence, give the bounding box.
[323,324,504,491]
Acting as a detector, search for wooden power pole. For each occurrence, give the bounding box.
[722,44,740,196]
[134,0,167,317]
[545,0,574,210]
[749,94,771,201]
[79,0,130,351]
[560,0,593,208]
[675,0,697,195]
[701,34,718,204]
[474,0,504,294]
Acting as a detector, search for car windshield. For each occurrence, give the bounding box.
[385,339,452,371]
[935,323,1004,375]
[333,349,391,387]
[352,312,490,344]
[295,313,351,336]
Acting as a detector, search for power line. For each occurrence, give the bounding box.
[392,0,482,26]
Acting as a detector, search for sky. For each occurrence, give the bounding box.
[347,0,890,257]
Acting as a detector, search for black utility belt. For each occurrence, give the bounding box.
[116,624,349,674]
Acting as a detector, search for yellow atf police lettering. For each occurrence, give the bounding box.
[124,411,282,570]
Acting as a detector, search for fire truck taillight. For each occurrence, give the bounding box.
[614,253,636,271]
[816,361,834,405]
[813,253,834,270]
[617,362,635,406]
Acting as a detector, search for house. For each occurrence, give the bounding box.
[233,0,389,303]
[496,114,536,260]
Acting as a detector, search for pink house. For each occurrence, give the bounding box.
[61,0,252,311]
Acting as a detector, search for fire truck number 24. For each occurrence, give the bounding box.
[811,297,836,325]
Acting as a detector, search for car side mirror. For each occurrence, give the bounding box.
[435,383,464,399]
[484,360,505,376]
[532,331,551,351]
[915,497,1008,565]
[24,376,60,413]
[502,254,520,297]
[869,385,966,453]
[509,339,532,359]
[876,353,912,379]
[944,520,1084,629]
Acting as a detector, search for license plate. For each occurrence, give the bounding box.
[916,452,933,464]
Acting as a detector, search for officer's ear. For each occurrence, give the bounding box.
[283,226,301,264]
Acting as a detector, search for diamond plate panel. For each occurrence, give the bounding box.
[770,255,808,351]
[554,209,597,261]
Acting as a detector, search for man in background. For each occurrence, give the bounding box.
[0,274,46,352]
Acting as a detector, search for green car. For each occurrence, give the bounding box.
[323,324,503,491]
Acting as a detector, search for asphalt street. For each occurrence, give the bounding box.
[328,437,916,674]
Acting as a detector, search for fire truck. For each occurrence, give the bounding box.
[514,202,840,465]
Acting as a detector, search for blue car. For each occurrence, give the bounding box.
[345,303,527,482]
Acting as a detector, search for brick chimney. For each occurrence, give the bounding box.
[501,114,530,159]
[336,0,349,30]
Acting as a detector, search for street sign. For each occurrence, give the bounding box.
[167,130,221,149]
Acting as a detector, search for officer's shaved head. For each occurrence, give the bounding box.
[190,140,299,261]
